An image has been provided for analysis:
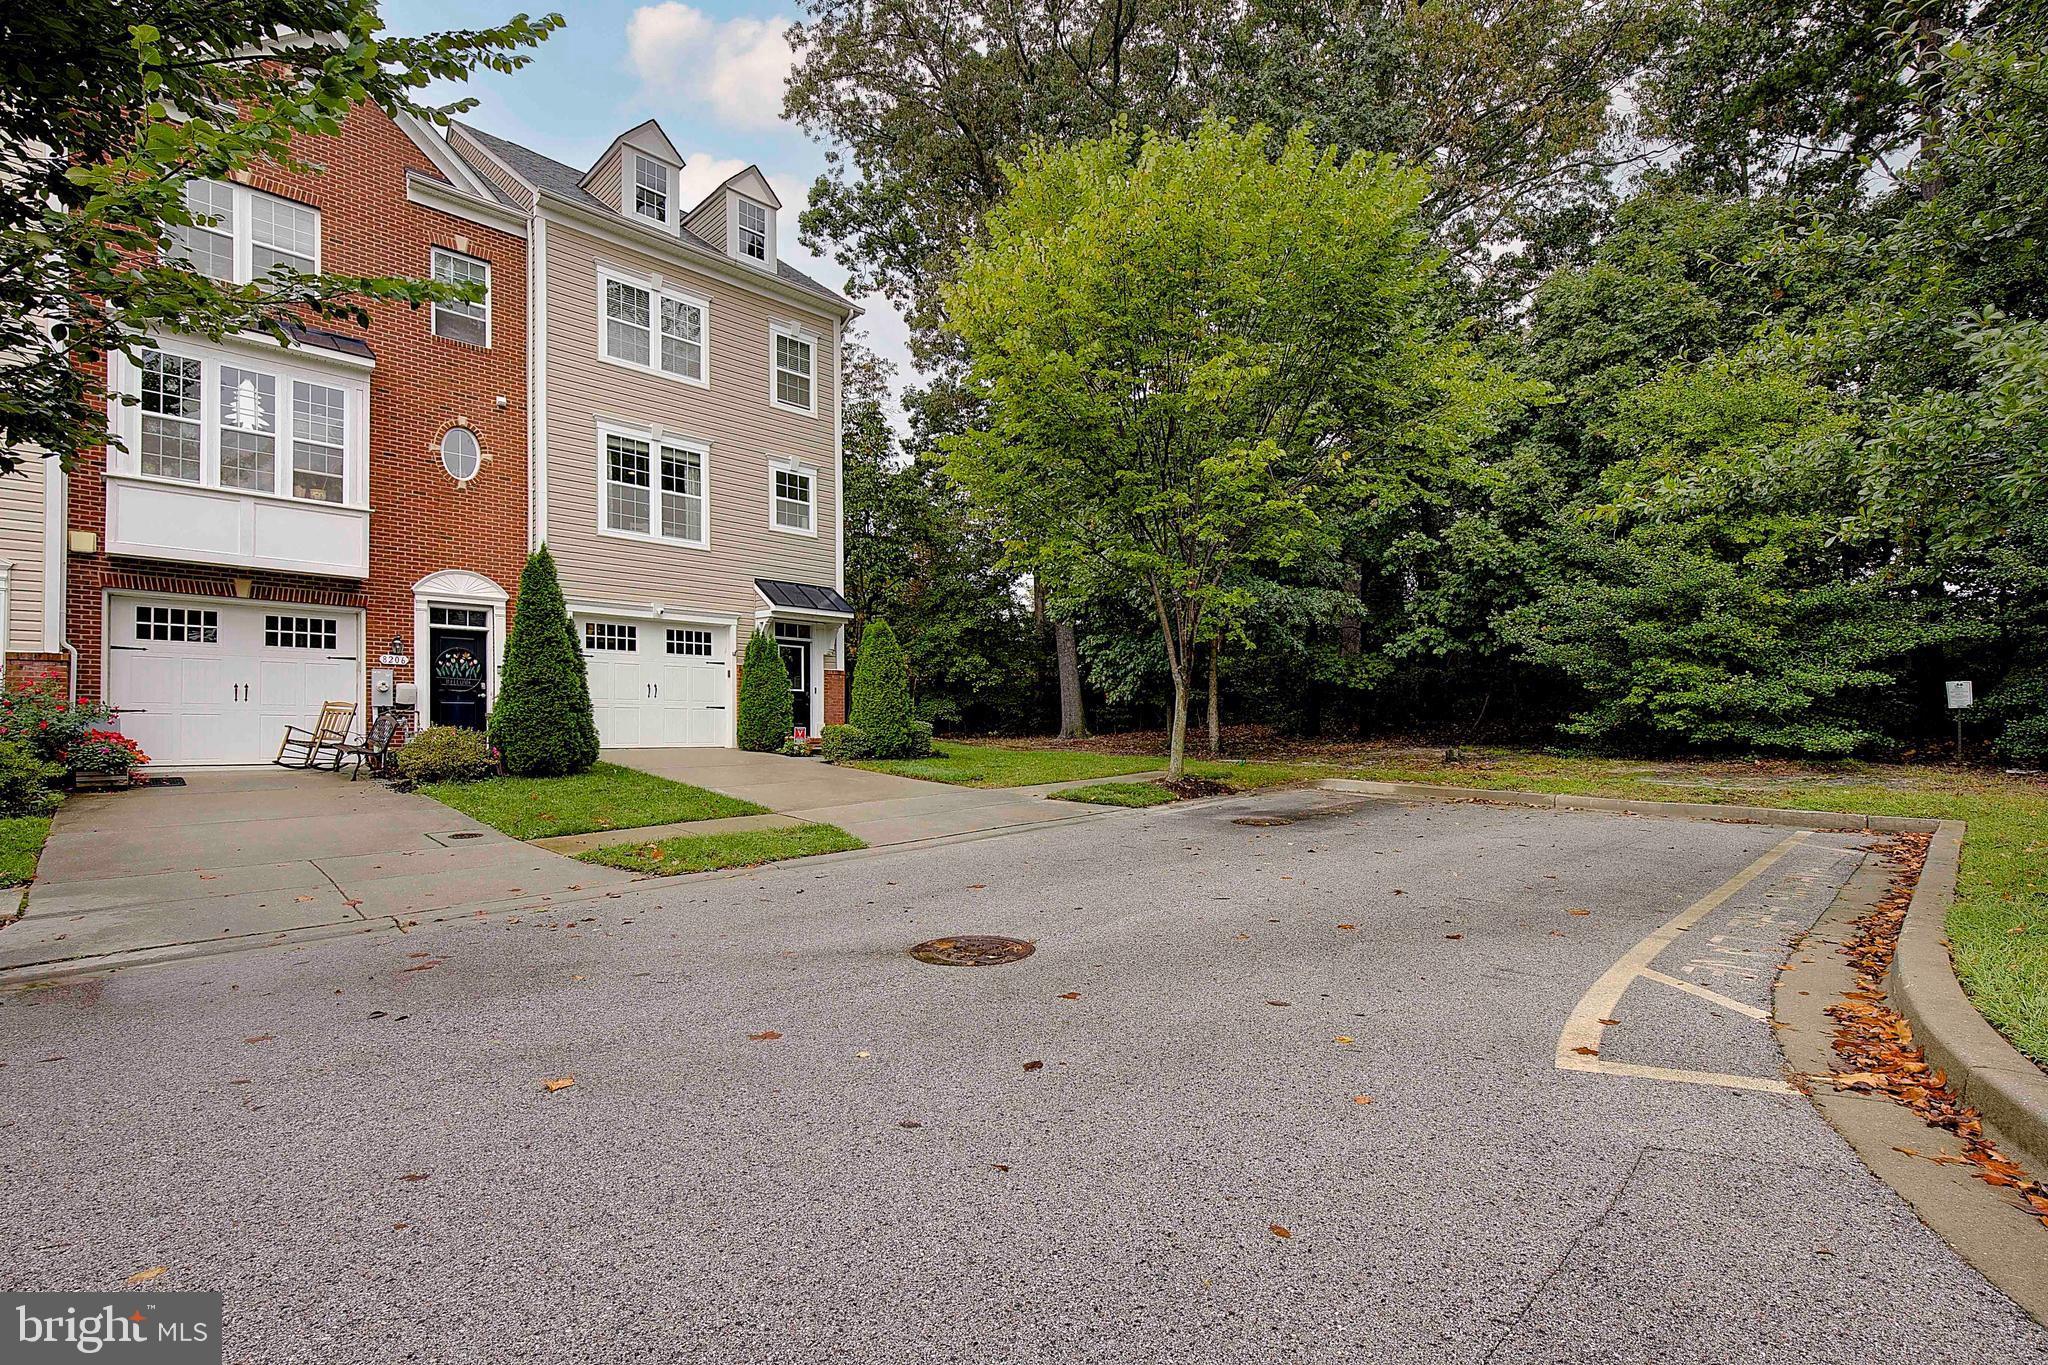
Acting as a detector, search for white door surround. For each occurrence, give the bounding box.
[411,569,509,720]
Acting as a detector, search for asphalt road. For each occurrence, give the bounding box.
[3,790,2043,1364]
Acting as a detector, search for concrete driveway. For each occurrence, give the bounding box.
[2,788,2040,1362]
[606,745,1101,847]
[0,770,633,977]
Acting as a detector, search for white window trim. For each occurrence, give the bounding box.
[429,247,492,348]
[631,154,673,228]
[730,195,772,270]
[107,333,370,510]
[595,419,713,551]
[170,179,323,285]
[768,321,818,417]
[767,455,818,538]
[596,265,710,388]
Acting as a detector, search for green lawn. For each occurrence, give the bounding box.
[0,814,53,888]
[420,762,765,840]
[856,742,1165,788]
[1334,751,2048,1069]
[575,822,865,875]
[1053,780,1180,808]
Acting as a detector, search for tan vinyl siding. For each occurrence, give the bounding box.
[543,219,839,624]
[0,459,48,654]
[447,128,536,210]
[687,196,726,252]
[586,155,623,215]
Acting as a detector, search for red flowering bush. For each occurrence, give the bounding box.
[63,730,149,777]
[0,684,114,763]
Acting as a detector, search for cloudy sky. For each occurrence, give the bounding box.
[384,0,914,419]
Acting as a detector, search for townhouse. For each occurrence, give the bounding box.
[0,107,858,764]
[446,117,859,748]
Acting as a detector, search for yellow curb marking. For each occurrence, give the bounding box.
[1557,831,1810,1095]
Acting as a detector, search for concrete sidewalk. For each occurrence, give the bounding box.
[0,770,634,974]
[603,747,1101,848]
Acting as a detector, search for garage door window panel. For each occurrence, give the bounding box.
[666,628,713,657]
[136,605,219,643]
[265,615,339,650]
[584,622,637,652]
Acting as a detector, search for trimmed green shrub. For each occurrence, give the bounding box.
[820,724,872,762]
[737,629,795,751]
[0,740,61,817]
[395,725,497,783]
[906,720,935,758]
[849,620,919,758]
[489,546,600,776]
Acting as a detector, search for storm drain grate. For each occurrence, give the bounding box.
[1233,816,1294,827]
[444,831,485,841]
[909,936,1036,967]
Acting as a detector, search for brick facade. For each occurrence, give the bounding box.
[64,105,529,726]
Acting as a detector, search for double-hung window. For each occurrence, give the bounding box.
[123,341,360,506]
[168,179,320,284]
[735,199,769,263]
[633,155,671,225]
[430,248,491,347]
[600,270,707,384]
[770,460,815,535]
[770,324,815,415]
[602,428,708,547]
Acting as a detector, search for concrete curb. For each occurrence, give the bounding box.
[1321,777,2048,1178]
[1888,819,2048,1179]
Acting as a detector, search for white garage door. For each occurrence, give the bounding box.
[106,596,361,766]
[578,616,731,748]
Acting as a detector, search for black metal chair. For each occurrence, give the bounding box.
[342,711,405,781]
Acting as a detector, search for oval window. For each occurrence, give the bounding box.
[440,426,481,481]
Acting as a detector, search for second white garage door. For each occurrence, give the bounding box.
[577,616,731,748]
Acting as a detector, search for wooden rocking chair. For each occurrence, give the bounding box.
[275,701,357,770]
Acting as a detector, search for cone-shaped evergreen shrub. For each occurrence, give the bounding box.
[737,629,795,751]
[488,546,600,776]
[850,620,923,758]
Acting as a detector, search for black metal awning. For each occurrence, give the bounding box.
[755,578,854,615]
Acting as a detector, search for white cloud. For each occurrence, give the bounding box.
[626,4,798,131]
[672,152,751,211]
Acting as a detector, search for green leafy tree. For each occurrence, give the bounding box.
[737,630,796,751]
[848,621,919,756]
[489,546,598,776]
[943,119,1536,775]
[0,2,561,473]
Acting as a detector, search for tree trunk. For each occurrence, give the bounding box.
[1054,619,1087,739]
[1167,665,1189,780]
[1206,641,1221,755]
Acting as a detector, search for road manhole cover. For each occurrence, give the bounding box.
[909,936,1036,967]
[1234,816,1294,827]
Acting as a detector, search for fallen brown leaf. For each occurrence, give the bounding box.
[243,1034,273,1044]
[1352,1094,1374,1105]
[1268,1224,1292,1239]
[1058,992,1081,1000]
[1571,1045,1599,1057]
[1022,1060,1044,1072]
[748,1030,782,1041]
[1444,933,1463,940]
[1598,1018,1622,1027]
[541,1076,575,1093]
[400,1172,429,1182]
[125,1267,167,1285]
[1567,908,1591,917]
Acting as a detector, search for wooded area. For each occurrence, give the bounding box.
[812,0,2048,761]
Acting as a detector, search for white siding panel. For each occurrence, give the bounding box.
[0,460,48,655]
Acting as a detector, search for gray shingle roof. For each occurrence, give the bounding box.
[449,122,854,313]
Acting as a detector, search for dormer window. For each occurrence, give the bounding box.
[735,198,768,263]
[632,154,671,225]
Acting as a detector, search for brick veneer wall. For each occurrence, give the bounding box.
[63,105,529,719]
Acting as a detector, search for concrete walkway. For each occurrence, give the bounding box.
[0,770,635,975]
[603,746,1102,849]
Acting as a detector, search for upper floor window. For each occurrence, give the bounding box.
[770,460,815,536]
[601,428,708,548]
[735,198,769,263]
[600,270,707,385]
[632,155,671,225]
[121,341,360,506]
[430,248,491,347]
[168,179,320,284]
[770,325,815,415]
